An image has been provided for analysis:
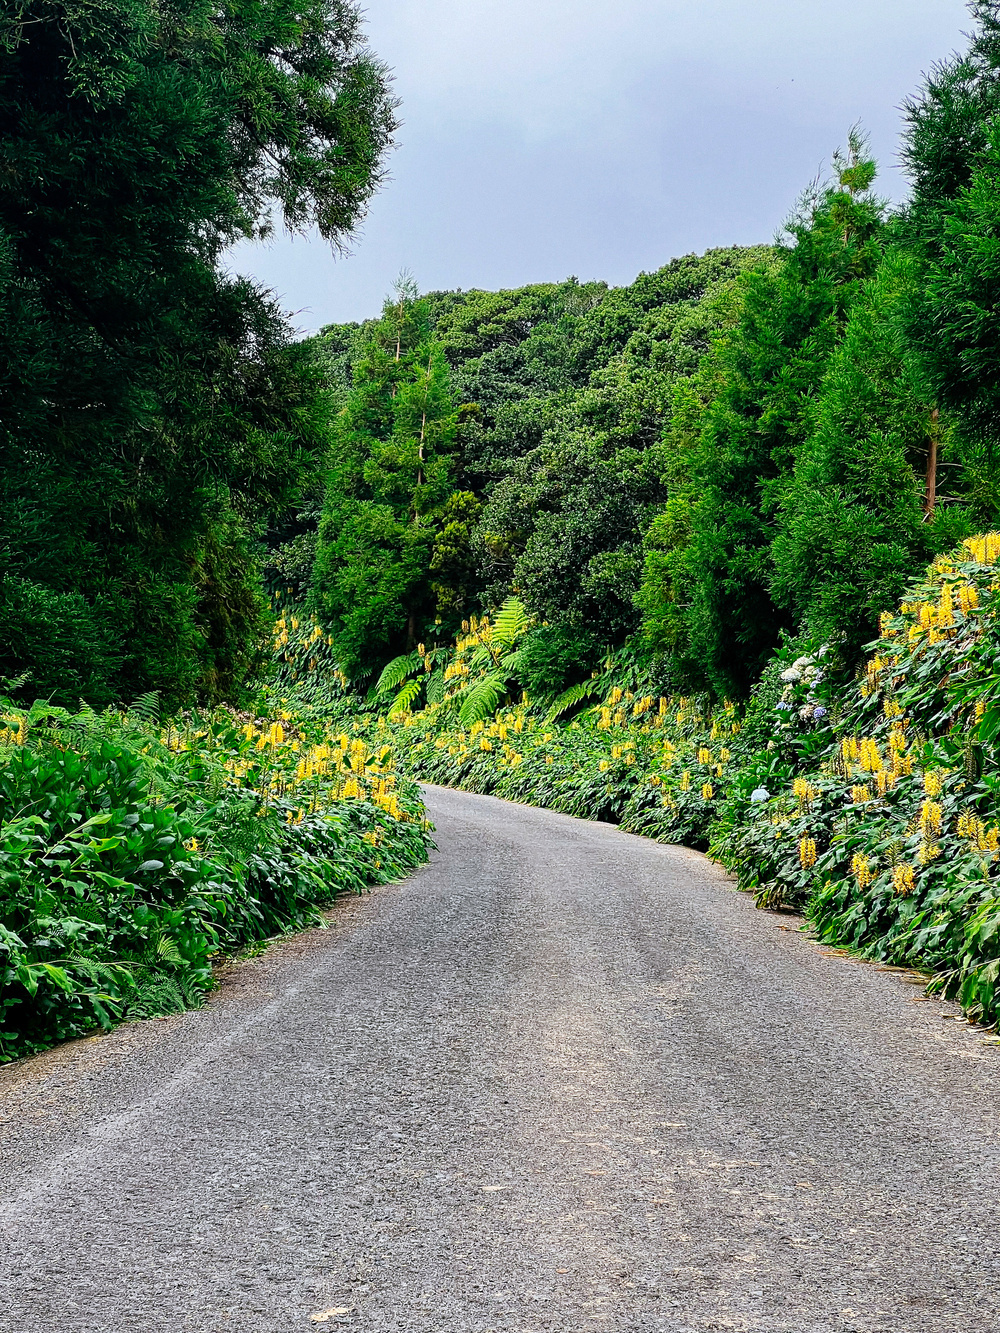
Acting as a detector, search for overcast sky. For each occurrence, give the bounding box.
[228,0,973,332]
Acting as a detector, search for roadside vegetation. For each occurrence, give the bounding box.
[0,655,428,1061]
[345,533,1000,1024]
[7,1,1000,1052]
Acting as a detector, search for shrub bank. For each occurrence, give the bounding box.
[0,700,429,1061]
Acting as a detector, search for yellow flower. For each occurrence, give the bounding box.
[851,852,873,888]
[875,771,895,796]
[918,841,941,866]
[799,837,817,869]
[850,784,871,803]
[923,770,942,797]
[892,864,915,896]
[701,783,713,800]
[919,800,942,838]
[859,738,882,773]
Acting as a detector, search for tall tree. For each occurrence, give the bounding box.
[0,0,396,705]
[770,248,974,660]
[311,281,460,677]
[898,0,1000,513]
[679,133,885,699]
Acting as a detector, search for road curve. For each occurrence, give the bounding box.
[2,784,1000,1333]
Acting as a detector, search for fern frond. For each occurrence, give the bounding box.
[457,674,505,727]
[128,691,161,722]
[389,678,423,714]
[374,652,421,697]
[425,670,445,705]
[546,677,600,722]
[492,597,529,648]
[155,934,184,966]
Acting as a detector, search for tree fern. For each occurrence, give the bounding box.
[390,678,423,714]
[374,652,421,698]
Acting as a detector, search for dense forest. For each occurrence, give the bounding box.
[7,0,1000,1055]
[281,64,1000,706]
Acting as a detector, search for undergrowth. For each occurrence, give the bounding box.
[0,650,429,1060]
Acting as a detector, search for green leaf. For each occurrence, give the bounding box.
[389,678,422,714]
[373,653,421,698]
[457,674,505,727]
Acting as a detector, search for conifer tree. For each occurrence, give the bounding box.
[680,133,885,698]
[311,280,460,676]
[770,249,974,659]
[899,0,1000,498]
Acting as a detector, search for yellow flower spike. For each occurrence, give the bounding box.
[697,747,712,765]
[851,852,873,888]
[893,865,915,896]
[680,771,691,792]
[799,837,817,869]
[850,784,871,803]
[701,783,713,800]
[919,800,942,837]
[923,770,942,797]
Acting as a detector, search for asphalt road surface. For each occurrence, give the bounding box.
[2,784,1000,1333]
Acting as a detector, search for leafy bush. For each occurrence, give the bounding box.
[0,696,429,1061]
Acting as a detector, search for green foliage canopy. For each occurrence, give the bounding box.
[0,0,396,706]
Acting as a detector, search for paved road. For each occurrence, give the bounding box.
[2,785,1000,1333]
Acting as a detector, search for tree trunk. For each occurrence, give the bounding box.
[925,407,939,519]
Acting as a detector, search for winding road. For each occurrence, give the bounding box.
[2,785,1000,1332]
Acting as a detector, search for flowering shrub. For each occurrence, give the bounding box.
[711,534,1000,1021]
[0,695,429,1060]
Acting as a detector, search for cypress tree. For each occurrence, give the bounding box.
[681,133,885,698]
[311,281,460,677]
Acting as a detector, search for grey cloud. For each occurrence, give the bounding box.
[227,0,971,330]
